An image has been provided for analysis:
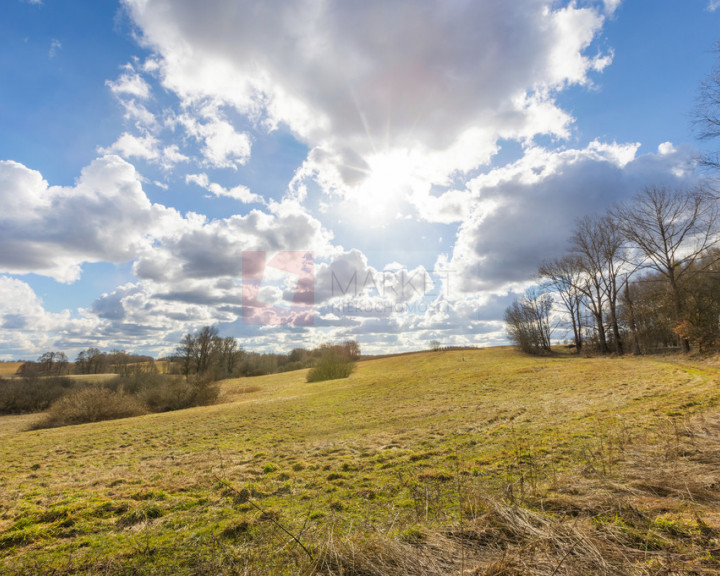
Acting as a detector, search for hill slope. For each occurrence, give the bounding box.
[1,348,720,575]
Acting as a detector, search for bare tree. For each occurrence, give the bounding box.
[570,215,626,354]
[195,326,220,374]
[220,336,239,377]
[176,333,197,378]
[694,45,720,172]
[538,255,585,352]
[38,351,69,375]
[613,186,719,352]
[504,287,553,355]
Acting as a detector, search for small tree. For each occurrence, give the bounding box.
[220,337,240,377]
[538,255,585,352]
[176,333,197,378]
[195,326,219,375]
[306,349,355,382]
[38,352,69,375]
[504,288,553,355]
[570,215,626,354]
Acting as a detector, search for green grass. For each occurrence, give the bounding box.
[1,348,720,574]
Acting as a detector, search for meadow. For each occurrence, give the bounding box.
[0,363,23,377]
[1,348,720,575]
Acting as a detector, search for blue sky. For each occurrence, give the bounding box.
[1,0,719,359]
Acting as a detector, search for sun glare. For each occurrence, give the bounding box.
[347,152,415,224]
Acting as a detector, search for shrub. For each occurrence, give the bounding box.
[137,376,196,412]
[32,387,147,429]
[124,373,219,412]
[306,350,355,383]
[0,376,75,414]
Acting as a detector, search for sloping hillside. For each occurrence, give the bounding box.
[1,348,720,575]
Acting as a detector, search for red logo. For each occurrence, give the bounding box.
[241,251,314,325]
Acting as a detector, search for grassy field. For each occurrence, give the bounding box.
[0,362,23,377]
[1,348,720,575]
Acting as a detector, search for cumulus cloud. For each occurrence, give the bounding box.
[185,172,262,203]
[0,156,179,282]
[132,199,332,284]
[106,68,151,100]
[122,0,613,201]
[99,132,189,169]
[100,132,159,160]
[0,276,92,357]
[313,250,434,308]
[178,112,252,169]
[6,0,710,357]
[447,142,698,293]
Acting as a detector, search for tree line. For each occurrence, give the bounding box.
[18,349,155,377]
[506,186,719,355]
[13,332,361,381]
[172,325,361,380]
[507,46,720,356]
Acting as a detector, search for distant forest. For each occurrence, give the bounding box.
[506,185,720,355]
[14,329,361,381]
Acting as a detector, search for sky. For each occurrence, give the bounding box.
[1,0,719,359]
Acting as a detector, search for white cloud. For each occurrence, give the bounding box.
[100,132,159,160]
[162,144,189,166]
[603,0,622,15]
[447,142,698,294]
[49,39,61,58]
[0,156,180,282]
[106,69,151,100]
[708,0,720,12]
[122,0,613,202]
[99,132,189,169]
[178,112,252,169]
[185,172,262,203]
[658,141,677,155]
[0,276,68,356]
[132,199,332,284]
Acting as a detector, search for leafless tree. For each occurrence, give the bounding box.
[570,215,626,354]
[694,45,720,172]
[195,325,220,375]
[613,186,719,352]
[220,336,239,377]
[504,287,553,355]
[38,351,69,375]
[538,255,585,352]
[176,333,197,378]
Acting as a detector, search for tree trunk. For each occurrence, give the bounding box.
[669,274,690,353]
[624,282,642,355]
[609,303,623,355]
[569,307,580,353]
[575,305,583,352]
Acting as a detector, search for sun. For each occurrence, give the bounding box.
[348,151,416,223]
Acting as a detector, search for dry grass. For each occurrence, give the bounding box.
[314,413,720,575]
[0,362,23,377]
[1,348,719,574]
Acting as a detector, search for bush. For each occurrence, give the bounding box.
[33,387,147,429]
[306,350,355,383]
[0,376,76,414]
[136,374,219,412]
[138,377,195,412]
